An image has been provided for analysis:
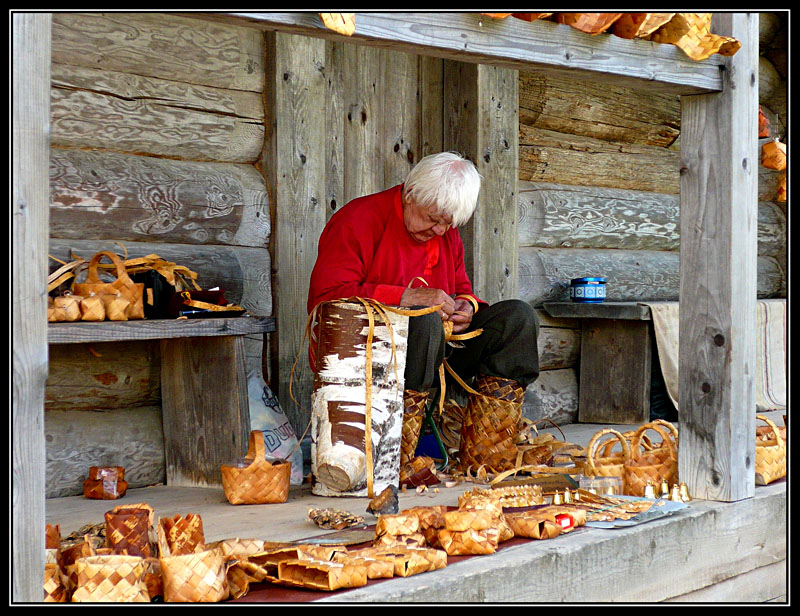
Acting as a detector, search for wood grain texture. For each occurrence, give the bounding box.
[521,368,579,425]
[44,406,165,498]
[518,181,786,257]
[519,71,681,147]
[678,13,759,502]
[160,336,250,487]
[52,12,265,92]
[519,124,681,193]
[518,247,784,307]
[12,12,51,602]
[50,149,270,247]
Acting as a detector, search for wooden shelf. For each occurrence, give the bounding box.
[543,301,652,321]
[48,315,276,344]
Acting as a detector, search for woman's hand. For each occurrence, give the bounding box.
[400,287,455,321]
[449,297,474,333]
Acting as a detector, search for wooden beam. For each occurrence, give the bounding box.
[443,60,519,303]
[186,12,724,95]
[12,12,51,603]
[678,13,759,502]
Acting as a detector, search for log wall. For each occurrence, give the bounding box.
[45,13,271,497]
[518,12,787,425]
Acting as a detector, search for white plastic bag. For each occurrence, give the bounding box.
[247,370,304,485]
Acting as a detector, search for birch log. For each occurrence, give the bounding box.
[311,301,408,497]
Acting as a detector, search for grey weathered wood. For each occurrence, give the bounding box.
[578,318,651,424]
[52,12,266,92]
[50,149,270,248]
[44,406,165,498]
[444,60,519,303]
[46,340,161,412]
[419,56,445,157]
[537,325,580,371]
[518,182,785,257]
[50,66,264,163]
[382,48,420,187]
[188,12,724,95]
[48,316,275,344]
[519,247,784,307]
[678,13,759,502]
[49,238,273,317]
[12,12,51,603]
[160,335,250,487]
[264,32,329,438]
[522,367,579,425]
[519,124,681,194]
[543,301,652,321]
[519,71,681,147]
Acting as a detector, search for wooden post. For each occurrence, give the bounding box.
[12,12,52,602]
[263,31,328,437]
[443,61,519,304]
[678,13,759,502]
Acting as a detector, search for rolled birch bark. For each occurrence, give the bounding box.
[311,301,408,497]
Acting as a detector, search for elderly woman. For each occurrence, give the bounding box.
[307,151,540,474]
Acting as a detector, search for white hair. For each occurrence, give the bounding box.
[402,152,482,227]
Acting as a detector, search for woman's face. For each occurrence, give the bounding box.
[403,198,453,243]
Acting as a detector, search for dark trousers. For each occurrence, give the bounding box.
[403,299,540,395]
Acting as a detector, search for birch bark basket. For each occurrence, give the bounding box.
[311,301,409,497]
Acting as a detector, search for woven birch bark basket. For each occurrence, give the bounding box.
[755,414,786,485]
[311,300,409,497]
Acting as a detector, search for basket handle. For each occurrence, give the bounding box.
[630,421,677,461]
[244,430,269,466]
[756,414,785,449]
[84,251,134,285]
[585,428,630,475]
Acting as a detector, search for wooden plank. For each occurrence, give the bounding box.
[48,316,275,344]
[519,247,785,307]
[50,149,270,247]
[519,70,681,147]
[518,181,786,257]
[52,12,265,92]
[382,48,420,187]
[160,336,250,487]
[44,406,165,498]
[519,125,681,194]
[49,238,273,317]
[444,60,519,303]
[419,56,444,157]
[537,326,580,371]
[50,67,264,163]
[264,32,328,438]
[188,12,724,95]
[522,368,579,426]
[12,12,51,603]
[543,301,652,321]
[578,318,651,424]
[678,13,759,502]
[45,340,161,411]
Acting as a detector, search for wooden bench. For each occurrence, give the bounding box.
[48,316,276,488]
[543,301,656,424]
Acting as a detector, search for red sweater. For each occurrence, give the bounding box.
[307,184,483,313]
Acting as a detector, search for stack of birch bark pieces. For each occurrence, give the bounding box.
[514,12,787,426]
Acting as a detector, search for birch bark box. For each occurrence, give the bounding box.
[311,301,409,497]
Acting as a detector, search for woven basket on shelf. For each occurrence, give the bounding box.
[623,421,678,497]
[160,546,229,603]
[755,414,786,485]
[221,430,291,505]
[104,507,152,558]
[584,428,631,479]
[70,554,150,603]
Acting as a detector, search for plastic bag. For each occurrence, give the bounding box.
[247,370,304,485]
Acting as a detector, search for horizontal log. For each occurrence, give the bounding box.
[522,368,578,426]
[534,308,581,329]
[519,125,680,193]
[50,71,264,163]
[518,181,786,257]
[519,247,785,307]
[519,71,680,147]
[49,238,273,317]
[50,149,270,247]
[45,406,165,498]
[538,326,580,371]
[46,340,160,412]
[187,12,724,94]
[52,12,265,92]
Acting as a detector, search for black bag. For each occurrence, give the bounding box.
[131,270,175,319]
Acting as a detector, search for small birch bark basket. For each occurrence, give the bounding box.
[623,422,678,497]
[584,428,631,479]
[220,430,291,505]
[70,555,150,603]
[755,414,786,485]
